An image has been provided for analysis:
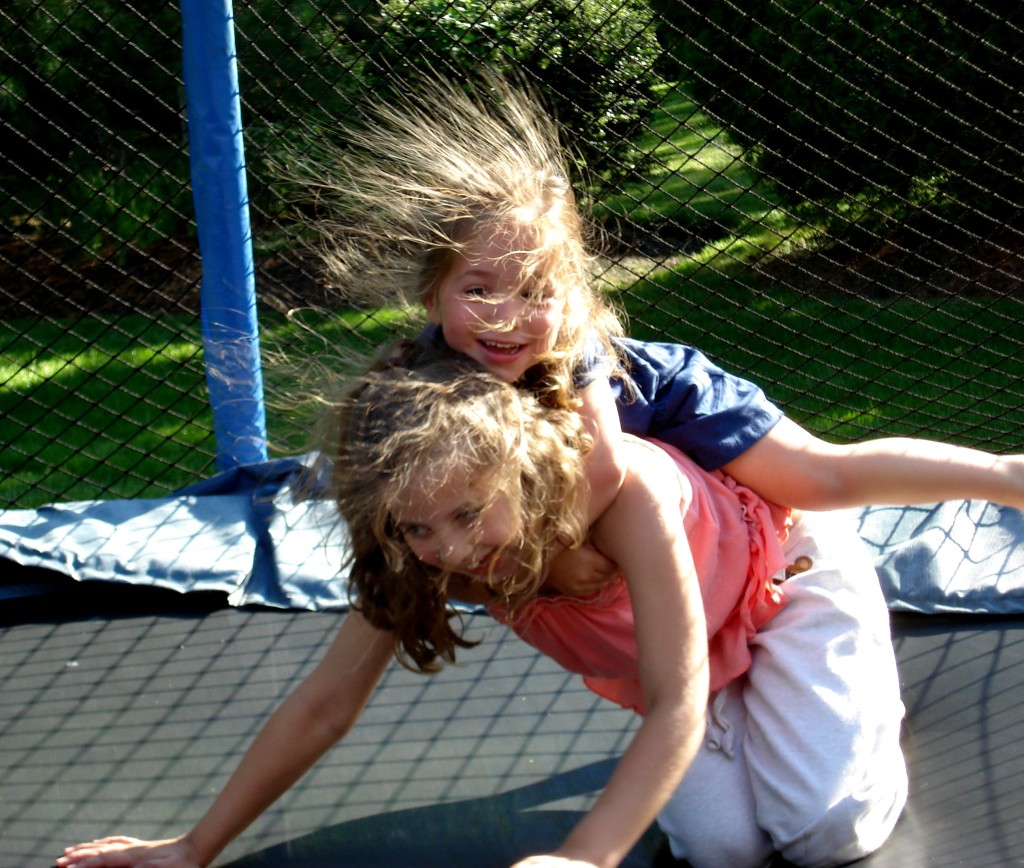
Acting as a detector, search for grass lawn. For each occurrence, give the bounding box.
[595,86,1024,450]
[0,307,414,508]
[1,316,215,508]
[619,265,1024,447]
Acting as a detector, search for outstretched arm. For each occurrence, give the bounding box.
[521,439,709,868]
[57,611,394,868]
[724,416,1024,511]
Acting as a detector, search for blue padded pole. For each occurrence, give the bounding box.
[180,0,268,469]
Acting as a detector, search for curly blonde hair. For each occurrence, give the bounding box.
[293,75,624,410]
[323,340,592,672]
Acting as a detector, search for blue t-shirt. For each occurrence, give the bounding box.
[416,325,782,471]
[605,338,781,471]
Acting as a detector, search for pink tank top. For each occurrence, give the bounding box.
[487,438,791,714]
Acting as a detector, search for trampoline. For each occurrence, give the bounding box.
[2,471,1023,866]
[2,568,1024,867]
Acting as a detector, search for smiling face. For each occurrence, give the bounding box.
[425,224,566,384]
[389,460,519,587]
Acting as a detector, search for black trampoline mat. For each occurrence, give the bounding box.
[2,583,1023,867]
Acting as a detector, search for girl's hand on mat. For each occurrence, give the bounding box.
[56,835,200,868]
[545,540,618,597]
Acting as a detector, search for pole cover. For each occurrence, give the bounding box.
[180,0,268,469]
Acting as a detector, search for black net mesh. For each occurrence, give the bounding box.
[2,0,1022,508]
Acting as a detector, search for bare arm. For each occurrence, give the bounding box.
[545,377,627,595]
[531,439,709,868]
[58,611,394,868]
[724,416,1024,511]
[578,376,629,523]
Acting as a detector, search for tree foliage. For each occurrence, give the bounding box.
[653,0,1024,221]
[355,0,663,191]
[1,1,190,251]
[238,0,663,200]
[2,0,662,253]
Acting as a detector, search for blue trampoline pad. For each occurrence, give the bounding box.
[1,575,1023,867]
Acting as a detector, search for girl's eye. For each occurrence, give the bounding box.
[400,523,429,540]
[463,284,490,299]
[457,507,482,525]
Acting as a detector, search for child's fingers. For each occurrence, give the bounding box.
[574,545,619,586]
[57,836,187,868]
[65,835,143,849]
[545,541,620,596]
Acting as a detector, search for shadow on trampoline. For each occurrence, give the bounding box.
[220,759,660,867]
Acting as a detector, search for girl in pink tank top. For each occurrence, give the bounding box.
[57,347,906,868]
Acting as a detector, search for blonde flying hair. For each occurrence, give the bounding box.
[292,75,624,409]
[326,340,592,673]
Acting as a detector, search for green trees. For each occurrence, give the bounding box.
[348,0,663,191]
[1,2,190,252]
[10,0,1018,256]
[2,0,663,255]
[654,0,1024,222]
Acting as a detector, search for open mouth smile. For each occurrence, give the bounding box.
[479,339,525,355]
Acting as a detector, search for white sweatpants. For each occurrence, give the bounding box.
[657,511,908,867]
